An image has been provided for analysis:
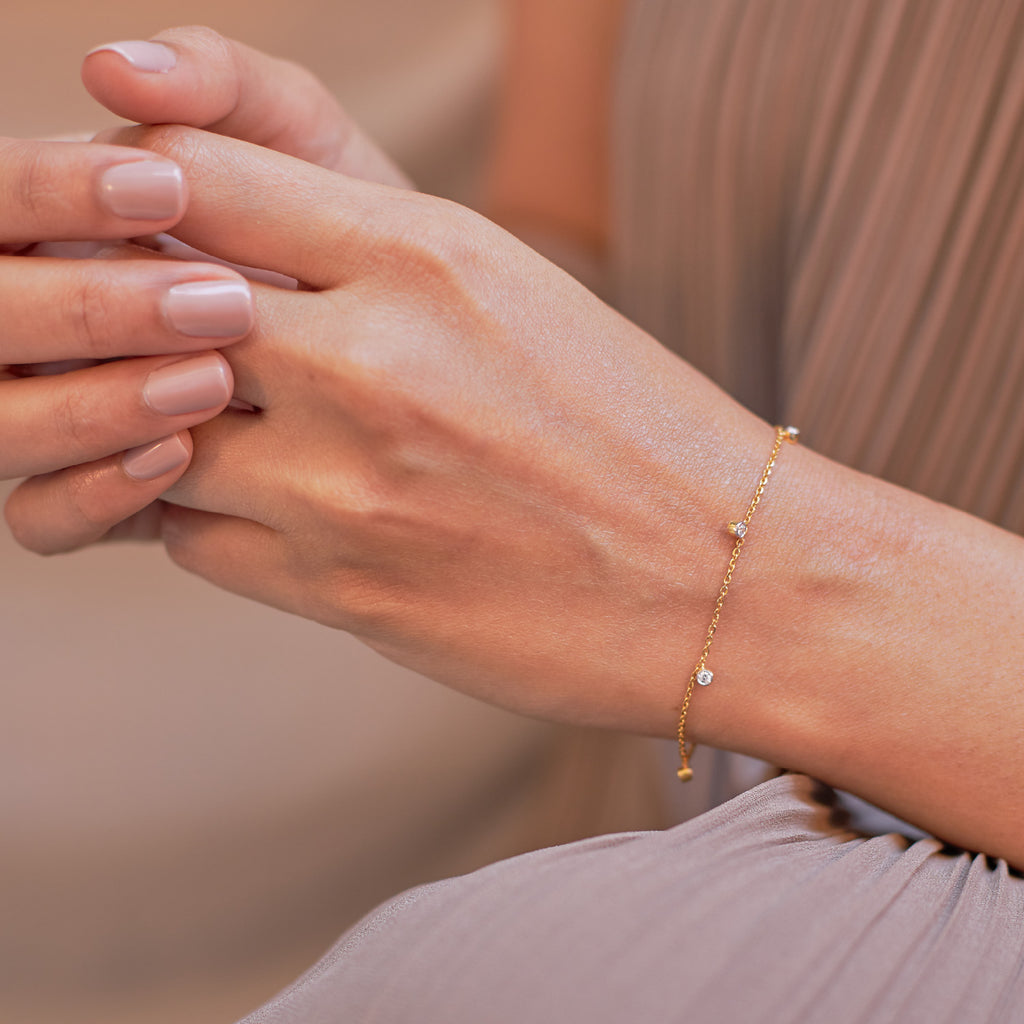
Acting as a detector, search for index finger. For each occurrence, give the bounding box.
[108,124,435,289]
[0,138,186,249]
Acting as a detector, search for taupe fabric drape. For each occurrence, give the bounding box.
[614,0,1024,531]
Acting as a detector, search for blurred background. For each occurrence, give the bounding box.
[0,3,668,1023]
[0,0,502,197]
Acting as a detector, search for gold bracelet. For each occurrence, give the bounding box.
[676,425,799,782]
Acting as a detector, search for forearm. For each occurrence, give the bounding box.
[659,381,1024,864]
[480,0,1023,852]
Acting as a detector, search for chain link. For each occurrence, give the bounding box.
[677,425,798,781]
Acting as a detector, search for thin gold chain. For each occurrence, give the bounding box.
[676,425,799,781]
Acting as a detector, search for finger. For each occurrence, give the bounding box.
[0,351,233,479]
[157,405,275,524]
[4,432,192,555]
[83,27,410,187]
[160,502,288,605]
[103,500,167,542]
[0,258,252,364]
[137,232,299,290]
[12,261,281,402]
[109,124,429,287]
[0,138,186,248]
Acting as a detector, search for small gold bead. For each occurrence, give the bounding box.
[677,766,694,782]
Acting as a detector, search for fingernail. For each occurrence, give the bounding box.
[144,354,232,416]
[123,434,189,481]
[86,40,177,73]
[100,162,185,221]
[164,280,254,338]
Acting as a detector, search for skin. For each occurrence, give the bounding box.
[45,118,1020,869]
[3,27,410,554]
[0,136,248,552]
[6,18,1024,867]
[5,1,623,553]
[82,26,411,189]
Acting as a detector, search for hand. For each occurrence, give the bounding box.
[52,126,1024,869]
[0,137,249,554]
[82,26,412,187]
[67,124,762,736]
[7,27,413,556]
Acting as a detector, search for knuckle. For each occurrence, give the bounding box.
[373,195,493,289]
[129,124,203,172]
[52,385,102,462]
[10,142,63,236]
[62,464,117,534]
[67,270,119,359]
[373,210,456,286]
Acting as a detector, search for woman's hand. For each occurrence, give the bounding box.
[0,137,249,554]
[5,27,413,556]
[53,124,764,736]
[82,25,411,188]
[45,124,1024,868]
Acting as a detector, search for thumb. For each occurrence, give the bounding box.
[81,25,412,189]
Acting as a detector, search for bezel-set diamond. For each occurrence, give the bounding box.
[678,426,801,783]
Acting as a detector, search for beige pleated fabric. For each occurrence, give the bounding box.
[614,0,1024,532]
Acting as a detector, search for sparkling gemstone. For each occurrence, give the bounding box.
[696,668,713,686]
[784,425,800,440]
[728,521,747,538]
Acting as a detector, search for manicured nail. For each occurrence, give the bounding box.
[164,280,253,338]
[123,434,189,481]
[144,354,232,416]
[100,162,185,221]
[86,40,177,73]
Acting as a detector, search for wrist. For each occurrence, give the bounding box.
[680,438,1024,862]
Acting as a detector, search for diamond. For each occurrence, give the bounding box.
[784,425,800,441]
[728,521,747,538]
[696,668,713,686]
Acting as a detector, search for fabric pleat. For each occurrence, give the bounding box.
[237,775,1024,1024]
[613,0,1024,532]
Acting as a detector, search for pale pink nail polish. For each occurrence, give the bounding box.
[100,162,185,221]
[164,280,254,338]
[86,40,177,73]
[123,435,189,481]
[144,354,232,416]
